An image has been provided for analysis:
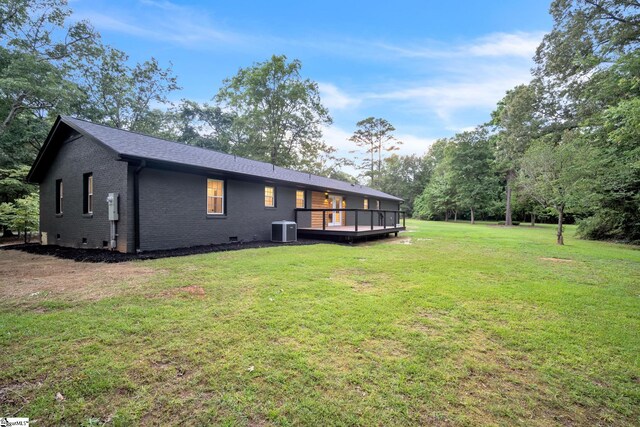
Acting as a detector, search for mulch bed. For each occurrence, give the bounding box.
[1,239,329,263]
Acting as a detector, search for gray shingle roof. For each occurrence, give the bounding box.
[61,116,402,201]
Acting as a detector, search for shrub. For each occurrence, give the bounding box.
[497,221,520,226]
[577,213,625,241]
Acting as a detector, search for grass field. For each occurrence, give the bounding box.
[1,220,639,426]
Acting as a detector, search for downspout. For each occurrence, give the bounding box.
[133,160,146,252]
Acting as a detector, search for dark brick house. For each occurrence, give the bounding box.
[27,116,404,253]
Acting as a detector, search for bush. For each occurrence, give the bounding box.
[577,213,625,241]
[0,193,39,242]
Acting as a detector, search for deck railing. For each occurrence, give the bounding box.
[295,208,406,232]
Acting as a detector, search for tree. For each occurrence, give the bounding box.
[0,165,35,236]
[535,0,640,91]
[447,128,498,224]
[414,172,458,221]
[0,0,97,135]
[215,55,333,169]
[377,154,432,216]
[76,46,179,133]
[532,0,640,242]
[413,139,458,220]
[518,133,592,244]
[169,100,234,152]
[491,84,541,226]
[0,0,99,166]
[0,192,39,242]
[349,117,402,186]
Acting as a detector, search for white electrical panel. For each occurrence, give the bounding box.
[107,193,119,221]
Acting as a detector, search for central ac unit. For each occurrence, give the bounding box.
[272,220,297,242]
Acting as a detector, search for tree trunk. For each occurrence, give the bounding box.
[370,144,375,186]
[505,169,515,226]
[557,208,564,245]
[454,210,458,222]
[445,210,449,222]
[531,213,536,227]
[470,207,475,224]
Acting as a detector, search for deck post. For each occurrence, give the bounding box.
[371,210,374,230]
[322,210,326,230]
[355,209,358,232]
[384,210,387,229]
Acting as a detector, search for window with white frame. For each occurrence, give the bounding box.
[296,190,305,208]
[56,179,63,214]
[207,179,224,214]
[376,200,380,210]
[83,173,93,214]
[363,198,369,209]
[265,186,275,207]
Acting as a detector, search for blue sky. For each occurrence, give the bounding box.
[70,0,553,162]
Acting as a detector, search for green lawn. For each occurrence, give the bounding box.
[1,220,639,426]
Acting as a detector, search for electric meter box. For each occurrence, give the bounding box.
[107,193,119,221]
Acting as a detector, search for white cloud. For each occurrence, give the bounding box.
[74,2,247,48]
[466,32,544,58]
[395,133,437,155]
[320,124,436,177]
[322,125,436,157]
[322,124,353,152]
[371,75,529,121]
[376,31,544,60]
[319,82,361,111]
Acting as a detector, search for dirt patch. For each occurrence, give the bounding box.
[331,268,390,293]
[0,250,159,302]
[1,239,328,263]
[180,285,205,297]
[360,234,409,246]
[388,237,413,245]
[407,308,461,338]
[540,257,574,263]
[178,285,205,298]
[360,338,410,359]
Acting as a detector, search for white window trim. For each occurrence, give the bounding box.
[87,174,93,214]
[265,186,275,207]
[296,190,305,209]
[57,180,63,214]
[207,178,225,215]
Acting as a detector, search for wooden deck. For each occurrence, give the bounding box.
[298,224,406,238]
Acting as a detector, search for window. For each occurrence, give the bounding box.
[207,179,224,214]
[264,186,275,207]
[55,179,63,214]
[363,198,369,209]
[296,190,305,208]
[376,200,380,210]
[83,173,93,214]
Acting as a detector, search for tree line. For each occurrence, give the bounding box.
[371,0,639,245]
